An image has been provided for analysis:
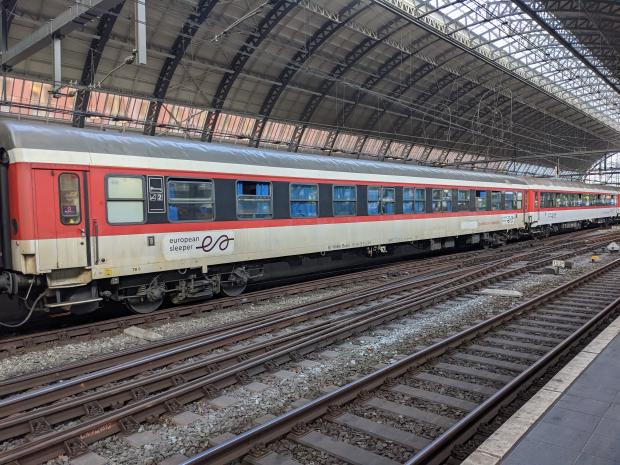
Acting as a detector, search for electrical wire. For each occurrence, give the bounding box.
[0,291,44,328]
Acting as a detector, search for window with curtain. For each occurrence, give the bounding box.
[368,186,381,215]
[505,191,515,210]
[415,188,426,213]
[167,179,214,222]
[442,189,452,212]
[403,188,415,213]
[333,185,357,216]
[457,189,470,211]
[432,189,442,212]
[368,186,395,215]
[476,190,487,210]
[382,187,395,214]
[106,176,145,224]
[236,181,272,219]
[491,191,501,210]
[290,183,318,218]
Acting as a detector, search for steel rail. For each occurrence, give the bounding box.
[0,261,471,400]
[0,248,483,354]
[0,227,600,355]
[0,254,532,436]
[179,257,620,465]
[0,243,614,464]
[0,236,592,404]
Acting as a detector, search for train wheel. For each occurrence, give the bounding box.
[220,281,246,297]
[125,296,163,314]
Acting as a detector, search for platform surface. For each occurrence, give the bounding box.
[500,332,620,465]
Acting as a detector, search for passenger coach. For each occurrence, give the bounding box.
[0,121,616,316]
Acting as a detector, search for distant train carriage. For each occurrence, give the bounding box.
[0,121,617,316]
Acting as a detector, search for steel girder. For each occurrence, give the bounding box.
[362,50,476,136]
[143,0,220,136]
[322,31,445,150]
[201,0,298,142]
[2,0,16,33]
[248,0,366,147]
[2,0,124,67]
[512,0,620,98]
[288,15,406,151]
[72,1,125,128]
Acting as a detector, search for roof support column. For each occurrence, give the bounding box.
[52,36,62,93]
[288,124,305,152]
[134,0,147,65]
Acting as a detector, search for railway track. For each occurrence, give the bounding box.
[0,247,494,356]
[179,257,620,465]
[0,228,607,356]
[0,231,616,464]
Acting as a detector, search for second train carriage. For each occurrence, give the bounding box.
[0,121,617,315]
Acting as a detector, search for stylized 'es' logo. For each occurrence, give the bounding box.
[196,234,234,253]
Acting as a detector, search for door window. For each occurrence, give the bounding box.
[59,173,81,225]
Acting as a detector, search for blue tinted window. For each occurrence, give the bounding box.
[333,185,357,216]
[236,181,272,219]
[291,183,318,218]
[415,188,426,213]
[168,179,214,222]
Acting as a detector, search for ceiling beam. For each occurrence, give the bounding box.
[441,148,619,167]
[1,0,122,67]
[511,0,620,98]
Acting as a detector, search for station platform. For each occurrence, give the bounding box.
[463,314,620,465]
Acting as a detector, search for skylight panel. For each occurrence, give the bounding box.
[400,0,620,132]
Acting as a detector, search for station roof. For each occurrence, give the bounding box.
[2,0,620,176]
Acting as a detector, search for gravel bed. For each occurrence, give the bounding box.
[0,284,364,381]
[423,366,504,389]
[459,347,540,364]
[347,400,444,439]
[377,389,466,420]
[314,417,414,462]
[274,438,349,465]
[401,376,487,404]
[440,356,521,377]
[37,249,618,464]
[475,339,549,355]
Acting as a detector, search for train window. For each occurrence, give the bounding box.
[404,188,425,213]
[167,179,214,222]
[368,186,381,215]
[333,185,357,216]
[415,188,426,213]
[505,191,519,210]
[583,194,590,206]
[403,188,415,213]
[59,173,81,225]
[432,189,442,212]
[106,176,145,224]
[491,191,501,210]
[432,189,452,213]
[475,190,487,210]
[236,181,272,219]
[516,192,523,209]
[457,190,470,211]
[382,187,395,214]
[290,183,318,218]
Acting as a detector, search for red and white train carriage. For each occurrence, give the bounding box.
[0,121,617,316]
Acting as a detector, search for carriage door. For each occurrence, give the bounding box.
[33,169,90,270]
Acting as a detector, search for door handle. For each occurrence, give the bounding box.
[80,228,86,238]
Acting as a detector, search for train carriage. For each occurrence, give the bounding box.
[0,121,616,316]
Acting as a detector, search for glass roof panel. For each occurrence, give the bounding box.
[400,0,620,132]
